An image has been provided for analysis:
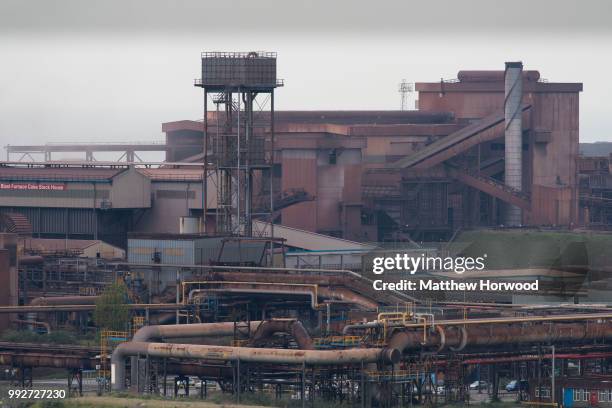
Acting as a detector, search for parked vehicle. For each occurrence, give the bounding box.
[469,380,488,390]
[506,380,529,392]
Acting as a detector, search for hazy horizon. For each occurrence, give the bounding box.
[1,0,611,161]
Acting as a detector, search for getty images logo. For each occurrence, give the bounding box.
[372,253,487,275]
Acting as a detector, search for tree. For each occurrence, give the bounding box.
[94,281,130,331]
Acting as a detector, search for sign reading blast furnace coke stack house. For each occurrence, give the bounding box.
[0,183,66,191]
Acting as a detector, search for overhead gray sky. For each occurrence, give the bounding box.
[0,0,611,160]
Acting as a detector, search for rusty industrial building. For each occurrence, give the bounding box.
[1,52,612,406]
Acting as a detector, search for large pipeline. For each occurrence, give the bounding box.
[187,282,378,311]
[18,256,44,265]
[248,319,314,350]
[0,351,234,379]
[133,321,263,343]
[112,342,383,391]
[131,320,261,388]
[204,270,401,306]
[0,352,93,370]
[129,320,313,387]
[382,320,612,363]
[29,296,99,306]
[0,303,185,314]
[28,295,99,323]
[118,262,418,305]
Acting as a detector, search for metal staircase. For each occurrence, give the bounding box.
[446,164,531,211]
[393,104,531,170]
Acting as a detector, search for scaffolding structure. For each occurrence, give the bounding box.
[196,51,282,238]
[99,330,129,392]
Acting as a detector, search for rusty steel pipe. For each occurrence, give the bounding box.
[248,319,314,350]
[383,320,612,364]
[112,341,383,391]
[0,303,185,313]
[18,255,44,265]
[133,321,263,342]
[130,320,314,386]
[0,352,93,370]
[130,320,261,387]
[187,281,377,311]
[188,285,325,310]
[29,296,99,306]
[0,352,233,378]
[28,295,99,322]
[118,262,418,304]
[318,287,378,311]
[400,312,612,328]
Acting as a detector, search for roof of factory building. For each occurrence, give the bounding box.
[416,70,583,93]
[162,110,456,133]
[0,164,203,182]
[136,168,203,181]
[21,237,123,253]
[0,166,123,181]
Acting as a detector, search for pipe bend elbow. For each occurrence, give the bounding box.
[111,342,133,366]
[449,326,468,352]
[132,326,161,342]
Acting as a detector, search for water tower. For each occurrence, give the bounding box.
[195,51,282,236]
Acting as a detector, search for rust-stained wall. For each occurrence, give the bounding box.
[416,74,582,227]
[281,149,318,232]
[530,185,574,226]
[280,145,365,238]
[530,92,580,224]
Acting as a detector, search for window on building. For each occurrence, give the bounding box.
[536,387,551,398]
[599,391,608,402]
[575,389,589,402]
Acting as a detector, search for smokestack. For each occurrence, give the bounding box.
[504,61,523,226]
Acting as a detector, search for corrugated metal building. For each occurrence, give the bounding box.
[127,234,266,266]
[0,165,213,248]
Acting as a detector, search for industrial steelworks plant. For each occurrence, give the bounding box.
[1,51,612,407]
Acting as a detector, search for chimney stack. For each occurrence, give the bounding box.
[504,61,523,226]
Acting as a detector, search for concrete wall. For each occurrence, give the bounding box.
[133,181,203,234]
